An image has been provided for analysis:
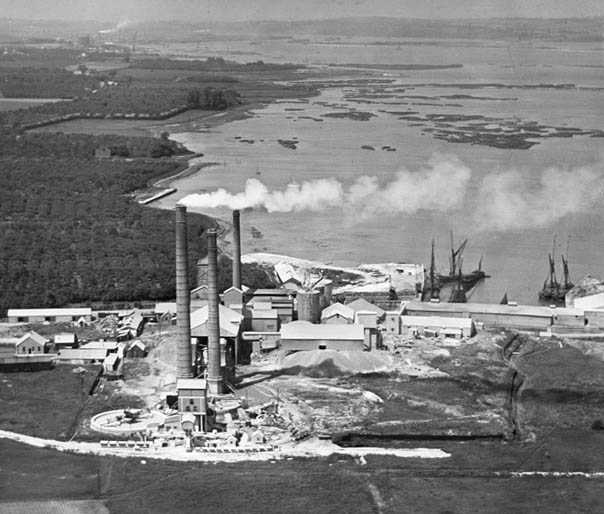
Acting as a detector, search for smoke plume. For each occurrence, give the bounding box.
[474,164,604,231]
[179,153,471,216]
[178,154,604,232]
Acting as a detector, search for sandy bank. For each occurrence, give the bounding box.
[0,429,450,463]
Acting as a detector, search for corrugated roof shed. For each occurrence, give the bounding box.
[190,304,242,338]
[281,321,364,340]
[346,298,386,316]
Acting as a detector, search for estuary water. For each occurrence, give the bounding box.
[154,37,604,304]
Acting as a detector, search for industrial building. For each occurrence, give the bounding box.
[400,315,475,338]
[403,300,587,331]
[7,308,92,324]
[280,321,365,352]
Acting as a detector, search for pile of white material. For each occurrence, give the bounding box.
[242,252,421,294]
[280,350,394,377]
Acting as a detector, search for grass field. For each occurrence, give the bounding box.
[0,98,62,111]
[0,366,144,441]
[3,435,604,514]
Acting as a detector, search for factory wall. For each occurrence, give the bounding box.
[280,338,364,352]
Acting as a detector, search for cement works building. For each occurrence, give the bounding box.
[279,321,365,352]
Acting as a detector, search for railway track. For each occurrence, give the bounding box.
[501,333,526,440]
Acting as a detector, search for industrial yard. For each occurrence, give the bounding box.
[1,11,604,514]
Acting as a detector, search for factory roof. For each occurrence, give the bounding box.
[404,300,561,319]
[281,321,364,341]
[177,378,207,390]
[321,303,355,321]
[8,308,92,317]
[401,315,473,330]
[346,298,386,316]
[190,304,243,338]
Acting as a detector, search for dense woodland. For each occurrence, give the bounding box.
[0,131,187,159]
[0,49,294,315]
[0,132,274,316]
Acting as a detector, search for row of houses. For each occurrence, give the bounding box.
[0,330,148,372]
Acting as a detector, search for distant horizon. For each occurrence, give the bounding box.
[0,0,602,24]
[1,14,602,24]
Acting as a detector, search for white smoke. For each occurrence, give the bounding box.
[99,19,133,34]
[179,153,471,216]
[474,164,604,231]
[178,155,604,231]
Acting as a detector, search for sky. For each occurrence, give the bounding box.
[0,0,602,23]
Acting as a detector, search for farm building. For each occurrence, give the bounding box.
[321,303,355,325]
[15,332,49,355]
[400,315,475,338]
[126,340,147,358]
[7,308,92,324]
[280,321,365,352]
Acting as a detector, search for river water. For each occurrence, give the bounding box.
[152,37,604,304]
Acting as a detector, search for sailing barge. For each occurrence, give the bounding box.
[539,237,573,303]
[423,233,488,303]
